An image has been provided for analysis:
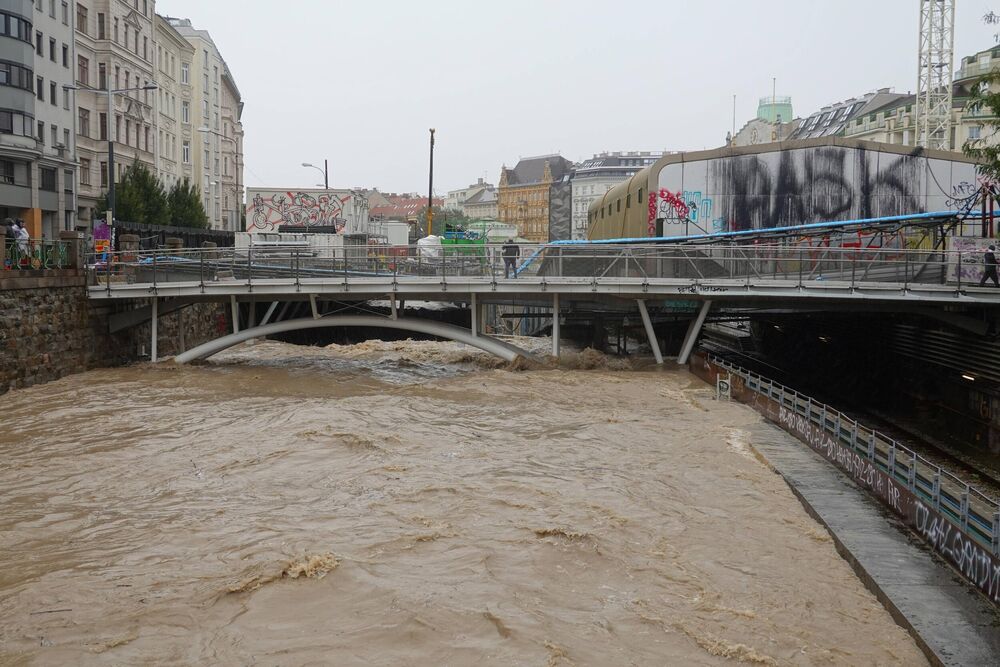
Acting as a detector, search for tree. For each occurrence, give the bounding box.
[963,12,1000,180]
[167,178,210,229]
[419,205,469,236]
[100,160,170,226]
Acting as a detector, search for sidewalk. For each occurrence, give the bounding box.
[749,422,1000,667]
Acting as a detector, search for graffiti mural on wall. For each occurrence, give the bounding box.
[652,146,979,238]
[246,191,353,233]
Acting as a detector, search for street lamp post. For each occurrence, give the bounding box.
[67,82,157,247]
[302,160,328,189]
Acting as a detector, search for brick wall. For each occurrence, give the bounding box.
[0,271,227,393]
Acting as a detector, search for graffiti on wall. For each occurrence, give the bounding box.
[246,191,354,233]
[652,146,978,237]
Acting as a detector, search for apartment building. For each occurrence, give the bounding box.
[164,16,242,231]
[74,0,157,227]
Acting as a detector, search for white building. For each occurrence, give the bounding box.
[570,151,664,240]
[444,177,492,212]
[153,13,191,194]
[164,16,242,231]
[74,0,157,228]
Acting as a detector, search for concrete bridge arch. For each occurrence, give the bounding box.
[172,315,535,364]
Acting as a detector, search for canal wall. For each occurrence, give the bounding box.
[691,352,1000,609]
[1,271,227,393]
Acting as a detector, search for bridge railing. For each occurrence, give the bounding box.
[84,242,988,289]
[709,354,1000,555]
[3,238,70,271]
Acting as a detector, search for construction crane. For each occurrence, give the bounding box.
[916,0,956,150]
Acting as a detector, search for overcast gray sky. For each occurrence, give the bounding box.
[159,0,997,194]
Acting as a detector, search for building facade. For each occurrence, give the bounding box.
[570,151,663,240]
[152,13,190,195]
[444,178,492,211]
[31,0,77,237]
[165,16,242,231]
[74,0,157,228]
[497,154,573,243]
[462,186,496,219]
[0,0,77,239]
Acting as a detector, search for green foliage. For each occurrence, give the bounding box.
[964,13,1000,181]
[167,178,210,229]
[420,206,469,235]
[105,160,170,226]
[93,161,210,229]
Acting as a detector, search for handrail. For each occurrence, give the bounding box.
[83,241,1000,295]
[707,353,1000,555]
[3,238,70,270]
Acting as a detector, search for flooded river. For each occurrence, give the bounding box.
[0,339,926,665]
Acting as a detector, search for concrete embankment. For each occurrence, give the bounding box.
[691,353,1000,666]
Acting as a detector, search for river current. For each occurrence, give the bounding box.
[0,339,926,665]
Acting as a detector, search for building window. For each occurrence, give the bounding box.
[133,30,137,54]
[63,127,69,147]
[35,75,42,100]
[182,140,190,163]
[62,87,69,109]
[61,1,67,24]
[144,126,149,151]
[113,17,117,43]
[0,62,35,93]
[181,62,189,84]
[114,65,119,89]
[62,43,67,67]
[48,37,55,61]
[75,3,86,34]
[50,123,56,146]
[78,107,89,137]
[98,112,106,140]
[124,118,129,145]
[181,100,189,123]
[48,80,55,105]
[64,169,72,193]
[970,125,983,140]
[48,0,55,18]
[35,30,41,56]
[100,161,107,187]
[115,114,120,141]
[40,167,56,191]
[77,55,88,85]
[37,120,44,144]
[97,12,104,39]
[0,160,14,184]
[142,36,147,60]
[98,62,105,89]
[124,23,128,48]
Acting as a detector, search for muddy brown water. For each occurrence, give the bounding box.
[0,340,926,665]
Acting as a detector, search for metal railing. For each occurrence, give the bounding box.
[85,242,998,292]
[3,238,70,270]
[710,354,1000,555]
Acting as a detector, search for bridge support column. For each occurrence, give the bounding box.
[677,300,711,366]
[230,295,239,334]
[151,297,158,363]
[470,293,479,337]
[637,299,663,365]
[552,293,560,358]
[259,301,279,327]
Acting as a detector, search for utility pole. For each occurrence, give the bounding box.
[323,159,329,189]
[428,128,435,237]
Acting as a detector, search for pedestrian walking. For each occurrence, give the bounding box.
[981,244,999,288]
[502,238,520,279]
[2,218,15,264]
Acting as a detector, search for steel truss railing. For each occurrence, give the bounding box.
[710,355,1000,555]
[85,242,994,292]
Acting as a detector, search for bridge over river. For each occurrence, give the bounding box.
[86,238,1000,365]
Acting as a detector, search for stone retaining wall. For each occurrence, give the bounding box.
[1,271,227,393]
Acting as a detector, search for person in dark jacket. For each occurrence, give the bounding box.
[502,239,520,279]
[2,218,15,263]
[982,244,999,288]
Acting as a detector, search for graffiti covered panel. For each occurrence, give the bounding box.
[245,189,370,233]
[650,146,978,238]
